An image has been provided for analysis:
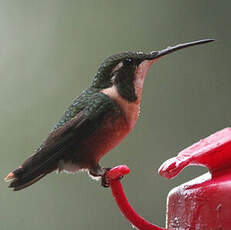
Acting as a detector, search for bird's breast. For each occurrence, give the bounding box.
[58,109,129,172]
[79,108,130,164]
[101,86,141,130]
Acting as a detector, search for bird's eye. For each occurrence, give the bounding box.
[123,58,133,65]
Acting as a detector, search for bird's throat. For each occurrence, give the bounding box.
[101,60,153,128]
[101,85,141,129]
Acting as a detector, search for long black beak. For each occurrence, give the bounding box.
[148,39,215,60]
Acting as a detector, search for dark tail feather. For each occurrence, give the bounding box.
[5,121,76,191]
[5,164,57,191]
[5,146,60,191]
[9,173,46,191]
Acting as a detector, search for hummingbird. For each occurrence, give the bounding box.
[5,39,214,191]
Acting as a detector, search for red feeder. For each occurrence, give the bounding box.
[106,128,231,229]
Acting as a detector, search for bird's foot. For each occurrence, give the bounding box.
[89,165,114,188]
[101,168,111,188]
[101,167,125,187]
[89,165,124,188]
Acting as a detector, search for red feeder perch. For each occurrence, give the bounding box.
[106,128,231,229]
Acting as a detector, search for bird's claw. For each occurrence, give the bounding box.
[101,168,111,188]
[101,167,124,188]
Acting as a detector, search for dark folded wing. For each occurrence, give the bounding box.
[9,92,116,190]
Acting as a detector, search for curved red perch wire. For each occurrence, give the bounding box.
[106,165,165,230]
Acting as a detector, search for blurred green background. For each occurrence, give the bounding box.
[1,1,230,229]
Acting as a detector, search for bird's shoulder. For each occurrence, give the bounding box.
[38,88,119,148]
[35,87,123,153]
[54,87,117,130]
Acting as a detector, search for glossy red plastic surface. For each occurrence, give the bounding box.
[159,127,231,229]
[106,128,231,229]
[106,165,165,230]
